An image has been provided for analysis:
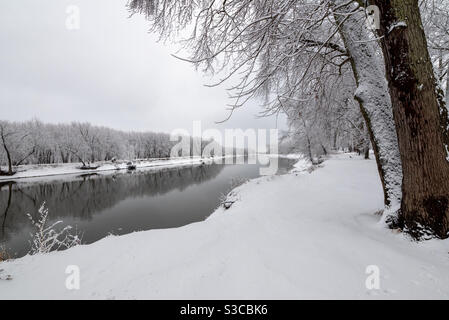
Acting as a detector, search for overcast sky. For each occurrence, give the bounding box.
[0,0,286,135]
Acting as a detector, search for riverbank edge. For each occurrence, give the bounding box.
[0,154,304,182]
[2,153,449,299]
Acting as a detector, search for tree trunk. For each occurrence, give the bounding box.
[0,131,13,175]
[321,144,328,156]
[446,69,449,107]
[302,118,313,161]
[364,147,370,159]
[333,129,338,150]
[372,0,449,239]
[4,145,13,175]
[306,135,313,161]
[363,124,370,159]
[333,1,403,211]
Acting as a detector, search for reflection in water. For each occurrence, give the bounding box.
[0,159,294,258]
[0,181,15,238]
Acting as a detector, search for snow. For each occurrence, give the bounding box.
[276,153,305,160]
[1,153,448,299]
[0,156,232,182]
[445,144,449,162]
[388,21,407,34]
[289,154,312,173]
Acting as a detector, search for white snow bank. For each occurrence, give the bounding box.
[271,153,305,159]
[289,154,312,173]
[0,156,231,182]
[1,154,448,299]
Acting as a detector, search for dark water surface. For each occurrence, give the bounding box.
[0,158,295,258]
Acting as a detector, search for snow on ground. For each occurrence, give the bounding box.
[289,154,312,173]
[1,153,449,299]
[0,156,230,181]
[276,153,305,159]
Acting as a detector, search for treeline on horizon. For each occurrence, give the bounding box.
[0,119,220,172]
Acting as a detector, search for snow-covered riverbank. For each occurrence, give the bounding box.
[1,153,448,299]
[0,154,302,182]
[0,156,228,182]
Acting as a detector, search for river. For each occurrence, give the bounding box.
[0,157,296,258]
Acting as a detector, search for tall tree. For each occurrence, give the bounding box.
[333,1,402,210]
[371,0,449,238]
[0,121,35,175]
[0,122,14,175]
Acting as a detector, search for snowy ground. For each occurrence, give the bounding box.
[0,156,231,181]
[1,153,449,299]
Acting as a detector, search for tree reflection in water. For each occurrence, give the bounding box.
[0,158,295,258]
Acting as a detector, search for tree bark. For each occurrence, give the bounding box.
[333,129,338,150]
[446,69,449,108]
[0,128,13,175]
[301,117,313,161]
[371,0,449,238]
[364,147,370,159]
[333,1,403,210]
[363,124,370,159]
[321,144,328,156]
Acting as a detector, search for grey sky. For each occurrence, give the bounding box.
[0,0,286,135]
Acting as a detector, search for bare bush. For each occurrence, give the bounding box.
[27,203,81,255]
[0,244,10,262]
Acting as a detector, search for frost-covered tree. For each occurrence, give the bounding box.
[280,61,369,160]
[0,121,35,175]
[128,0,449,238]
[421,0,449,106]
[127,0,402,215]
[0,119,215,170]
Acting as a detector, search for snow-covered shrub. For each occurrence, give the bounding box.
[0,270,12,281]
[27,203,81,255]
[0,246,13,280]
[219,177,247,209]
[290,154,313,173]
[0,244,10,262]
[220,191,240,210]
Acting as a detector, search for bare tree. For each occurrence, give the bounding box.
[421,0,449,106]
[0,119,190,168]
[127,0,402,213]
[128,0,449,238]
[0,121,35,175]
[0,122,14,175]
